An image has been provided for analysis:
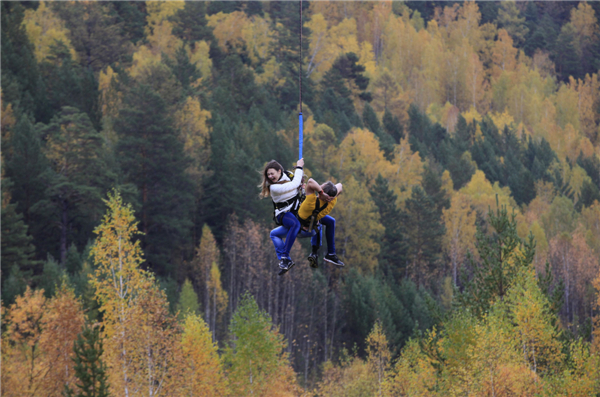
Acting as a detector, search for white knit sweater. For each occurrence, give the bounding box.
[270,168,303,217]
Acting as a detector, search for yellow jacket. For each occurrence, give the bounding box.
[297,193,337,222]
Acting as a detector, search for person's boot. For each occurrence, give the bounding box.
[307,247,319,268]
[278,257,295,275]
[324,253,345,267]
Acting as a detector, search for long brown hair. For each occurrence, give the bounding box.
[258,160,285,198]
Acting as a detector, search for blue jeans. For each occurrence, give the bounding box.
[270,215,336,260]
[270,212,301,259]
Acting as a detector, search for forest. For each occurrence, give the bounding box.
[2,1,600,395]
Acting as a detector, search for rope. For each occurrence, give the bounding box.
[299,0,302,114]
[298,0,303,160]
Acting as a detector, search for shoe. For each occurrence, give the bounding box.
[307,252,319,268]
[324,253,344,267]
[278,257,295,276]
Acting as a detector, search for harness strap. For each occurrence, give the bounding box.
[306,197,328,231]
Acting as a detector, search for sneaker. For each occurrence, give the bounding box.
[278,257,295,276]
[324,253,345,267]
[307,252,319,268]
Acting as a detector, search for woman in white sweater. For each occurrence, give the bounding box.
[259,158,304,273]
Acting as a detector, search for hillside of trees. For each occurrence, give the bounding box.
[2,1,600,395]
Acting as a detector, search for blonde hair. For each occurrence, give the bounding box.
[258,160,285,198]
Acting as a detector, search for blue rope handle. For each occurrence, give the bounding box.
[299,112,303,159]
[299,0,303,161]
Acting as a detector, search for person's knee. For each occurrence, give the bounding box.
[285,214,300,230]
[329,217,336,228]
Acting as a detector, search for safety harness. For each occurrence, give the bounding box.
[299,194,328,231]
[272,170,305,226]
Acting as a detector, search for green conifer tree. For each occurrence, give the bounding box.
[372,174,407,280]
[440,116,476,190]
[318,53,367,135]
[40,42,101,130]
[402,185,445,285]
[111,2,147,45]
[497,1,529,47]
[1,265,28,305]
[525,136,557,182]
[36,106,108,263]
[458,199,537,318]
[5,113,48,231]
[115,82,194,275]
[64,325,109,397]
[1,178,40,297]
[554,23,582,81]
[1,2,47,120]
[165,44,201,97]
[50,1,131,74]
[382,108,404,143]
[363,102,395,159]
[407,104,446,162]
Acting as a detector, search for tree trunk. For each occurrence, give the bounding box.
[60,199,68,264]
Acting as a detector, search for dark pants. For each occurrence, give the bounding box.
[270,215,336,260]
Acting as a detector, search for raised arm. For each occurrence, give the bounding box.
[306,178,335,201]
[269,159,304,196]
[305,178,321,195]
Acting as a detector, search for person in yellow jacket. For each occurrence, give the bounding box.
[269,177,345,270]
[297,178,344,268]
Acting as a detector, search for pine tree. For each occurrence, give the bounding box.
[340,269,425,358]
[554,23,582,81]
[402,185,445,285]
[318,53,366,135]
[363,102,395,159]
[407,104,446,163]
[524,136,557,182]
[362,101,382,136]
[372,174,407,280]
[505,148,535,206]
[576,179,600,211]
[64,325,109,397]
[110,2,147,45]
[497,0,529,47]
[421,166,450,215]
[40,42,101,129]
[442,116,476,190]
[4,113,48,237]
[1,178,40,301]
[165,45,201,96]
[267,0,311,111]
[1,265,27,306]
[470,119,505,185]
[458,199,536,318]
[200,115,269,242]
[50,1,131,74]
[37,106,108,263]
[382,108,404,144]
[522,2,545,57]
[1,2,47,120]
[576,153,600,191]
[115,82,194,275]
[171,0,224,67]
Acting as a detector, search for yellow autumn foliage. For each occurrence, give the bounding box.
[22,1,78,62]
